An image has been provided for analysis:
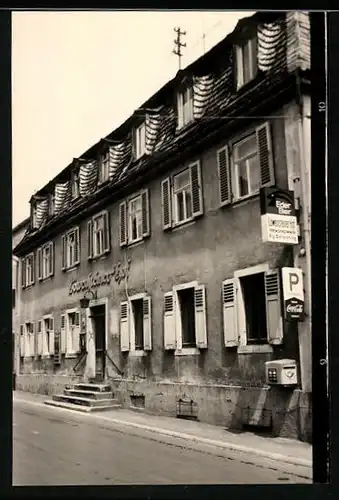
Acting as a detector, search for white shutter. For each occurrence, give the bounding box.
[73,312,80,353]
[222,278,239,347]
[161,178,172,230]
[143,296,152,351]
[119,201,128,246]
[256,122,275,188]
[189,162,203,218]
[217,146,231,206]
[49,317,55,355]
[265,269,283,345]
[194,285,207,348]
[30,324,35,357]
[42,320,48,355]
[60,314,66,354]
[120,301,130,351]
[50,242,54,277]
[20,325,25,357]
[164,291,176,350]
[37,320,43,356]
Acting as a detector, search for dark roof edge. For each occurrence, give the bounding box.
[12,216,30,234]
[31,11,284,199]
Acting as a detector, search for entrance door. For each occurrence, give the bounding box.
[90,305,106,382]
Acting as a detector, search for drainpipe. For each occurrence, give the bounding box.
[295,76,312,394]
[13,255,21,377]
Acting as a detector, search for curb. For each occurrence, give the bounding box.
[14,394,312,470]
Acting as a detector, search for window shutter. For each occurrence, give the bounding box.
[161,177,172,230]
[164,291,176,350]
[61,235,67,270]
[37,320,43,356]
[31,254,35,285]
[120,301,130,352]
[194,285,207,349]
[189,162,203,217]
[143,295,152,351]
[37,248,43,281]
[222,278,239,347]
[50,242,54,277]
[119,201,128,247]
[103,211,111,253]
[49,317,55,355]
[88,220,93,259]
[21,259,26,288]
[217,146,231,206]
[60,314,66,354]
[256,122,275,187]
[265,269,283,345]
[141,189,150,238]
[20,325,25,357]
[74,312,80,353]
[74,228,80,265]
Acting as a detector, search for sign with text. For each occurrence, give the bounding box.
[282,267,305,321]
[260,187,298,245]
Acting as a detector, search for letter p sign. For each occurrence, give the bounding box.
[289,272,299,292]
[282,267,304,301]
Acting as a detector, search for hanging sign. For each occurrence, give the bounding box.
[282,267,305,321]
[260,187,299,245]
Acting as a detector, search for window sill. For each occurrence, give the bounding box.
[42,354,52,359]
[38,275,54,283]
[127,237,144,249]
[237,344,273,354]
[175,347,200,356]
[89,251,110,262]
[232,192,260,207]
[65,353,79,359]
[172,219,196,232]
[64,263,80,273]
[129,350,147,357]
[175,120,196,136]
[98,180,110,187]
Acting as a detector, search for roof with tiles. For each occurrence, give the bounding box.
[14,10,311,256]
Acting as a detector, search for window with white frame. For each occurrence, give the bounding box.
[163,283,207,352]
[99,150,110,184]
[120,294,152,353]
[42,316,54,356]
[177,85,194,129]
[161,162,203,230]
[135,122,146,159]
[88,211,110,259]
[235,37,258,89]
[25,322,34,357]
[223,122,274,203]
[66,310,80,355]
[222,266,283,350]
[62,227,80,270]
[32,205,37,229]
[21,253,35,288]
[119,190,150,246]
[71,170,80,199]
[38,242,54,280]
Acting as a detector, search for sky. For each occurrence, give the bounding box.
[12,10,254,228]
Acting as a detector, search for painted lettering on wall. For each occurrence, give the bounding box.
[68,258,131,296]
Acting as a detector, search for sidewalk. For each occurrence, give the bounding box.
[13,390,312,470]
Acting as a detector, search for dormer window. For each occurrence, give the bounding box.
[235,37,258,89]
[71,170,80,199]
[99,150,110,184]
[135,122,146,160]
[49,193,55,216]
[32,205,37,229]
[177,85,193,129]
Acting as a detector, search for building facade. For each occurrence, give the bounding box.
[12,217,30,376]
[13,12,312,441]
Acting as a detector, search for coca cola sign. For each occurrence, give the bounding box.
[282,268,305,322]
[285,298,305,321]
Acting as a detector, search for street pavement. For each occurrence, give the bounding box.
[13,395,311,485]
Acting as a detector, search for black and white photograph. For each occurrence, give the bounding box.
[9,9,323,488]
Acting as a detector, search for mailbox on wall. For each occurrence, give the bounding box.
[265,359,298,387]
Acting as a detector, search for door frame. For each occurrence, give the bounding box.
[85,297,108,380]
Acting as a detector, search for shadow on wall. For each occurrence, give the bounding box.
[227,386,312,443]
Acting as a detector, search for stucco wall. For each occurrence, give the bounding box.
[19,106,301,387]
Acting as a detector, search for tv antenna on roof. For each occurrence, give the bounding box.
[173,27,187,70]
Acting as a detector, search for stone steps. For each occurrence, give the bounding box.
[45,381,121,413]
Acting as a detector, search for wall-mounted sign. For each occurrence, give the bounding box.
[68,258,131,296]
[282,267,305,321]
[260,187,299,245]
